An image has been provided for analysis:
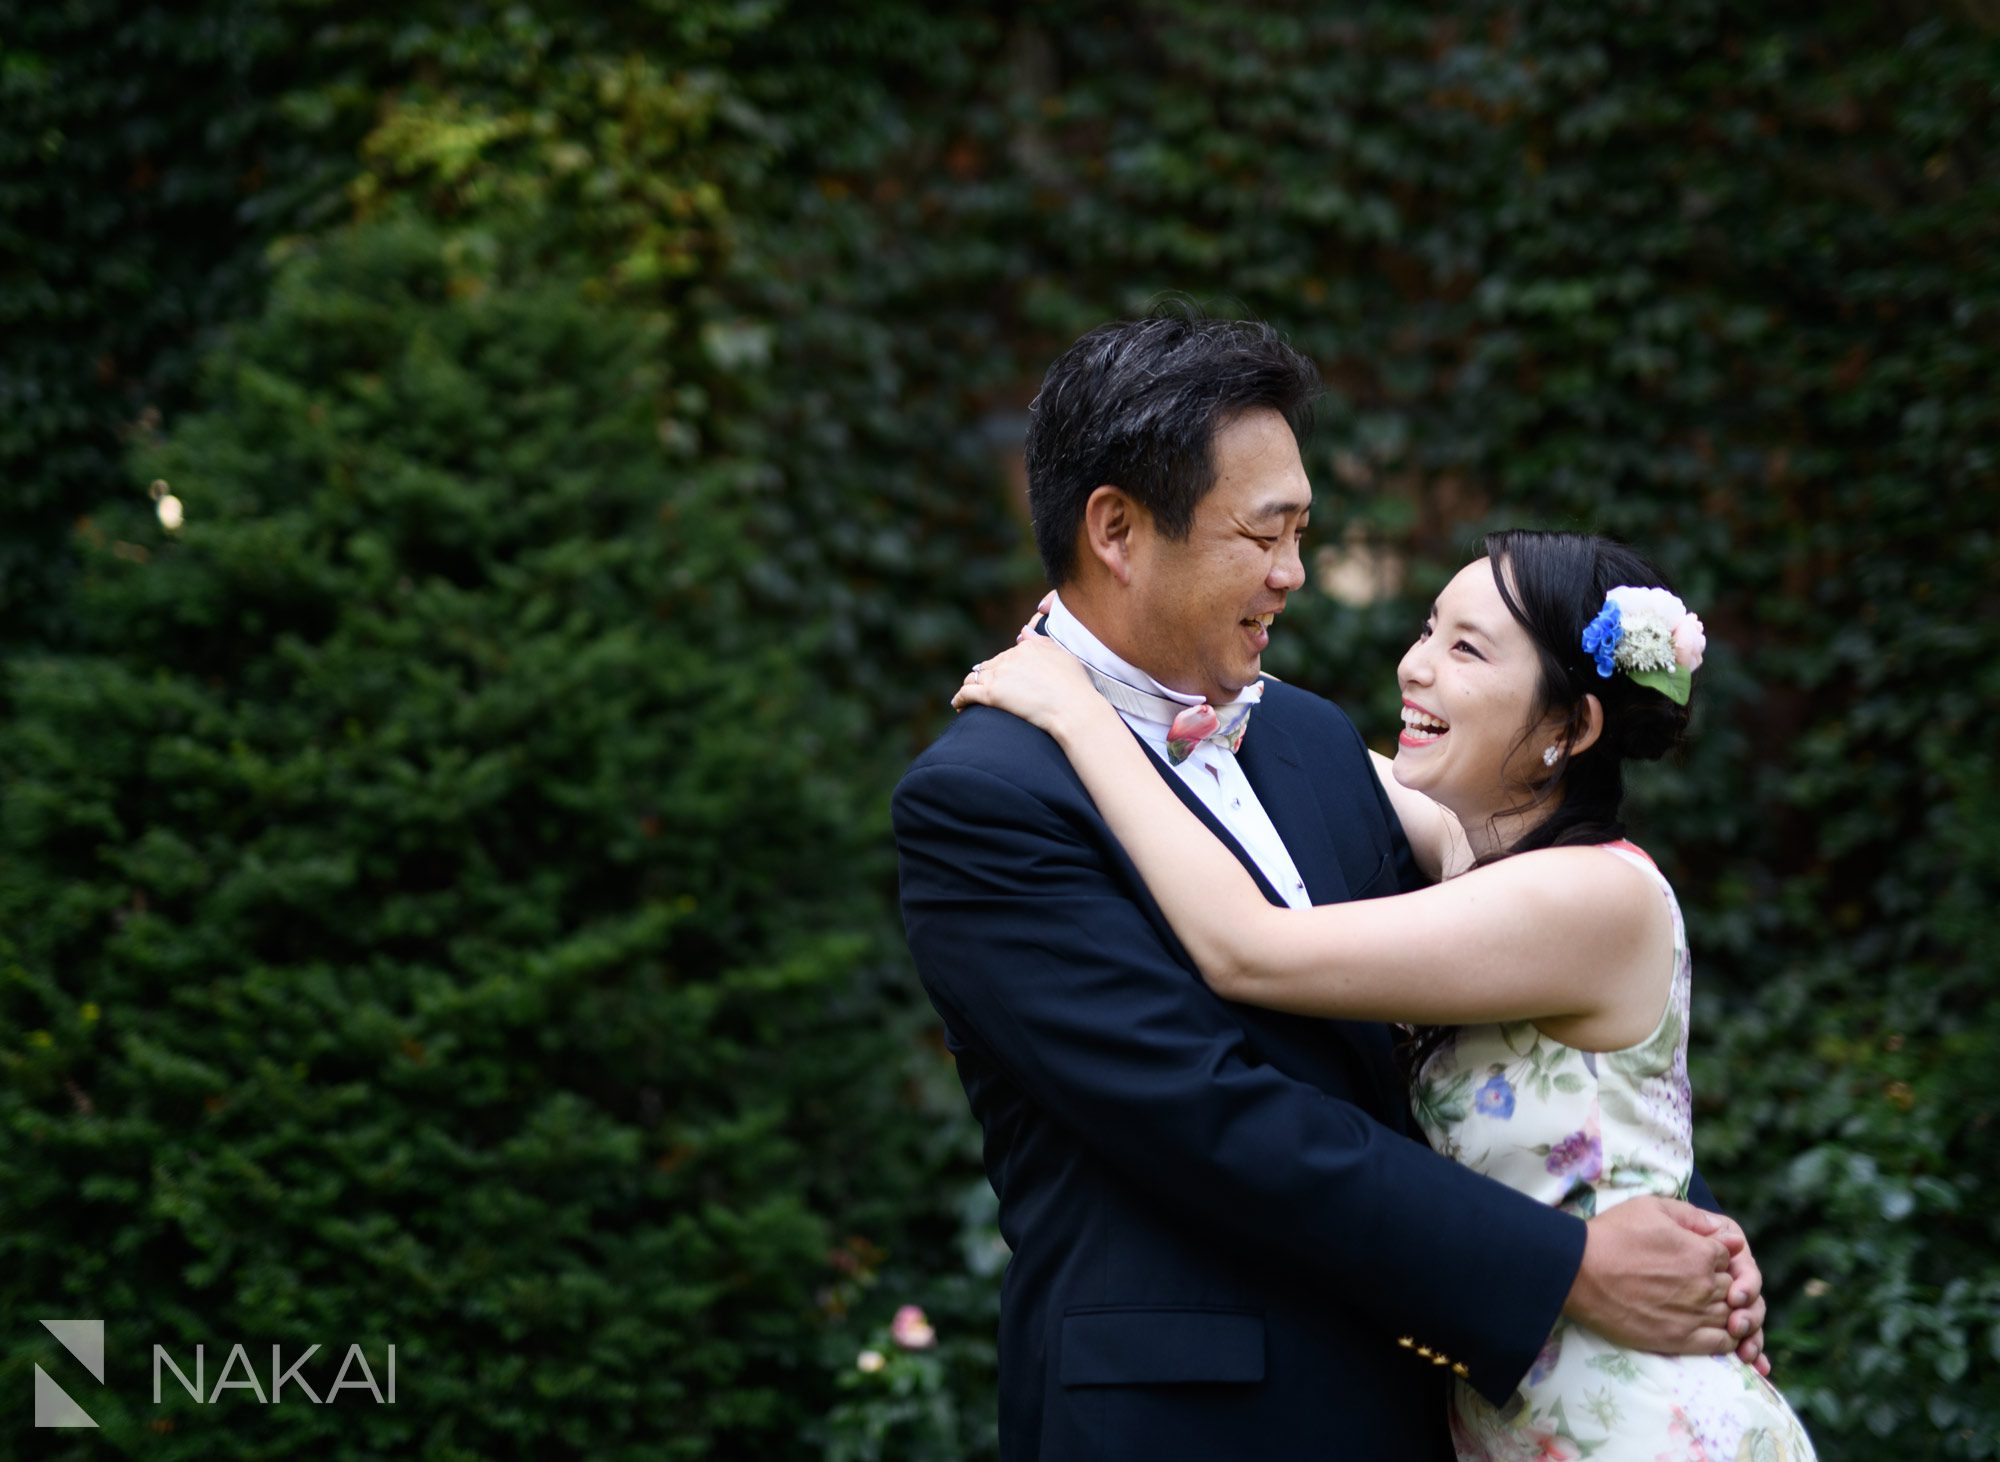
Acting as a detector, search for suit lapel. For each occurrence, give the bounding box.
[1136,725,1288,908]
[1234,695,1350,905]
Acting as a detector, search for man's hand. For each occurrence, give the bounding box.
[1712,1212,1772,1377]
[1563,1197,1765,1365]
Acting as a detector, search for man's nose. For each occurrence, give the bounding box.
[1271,538,1307,592]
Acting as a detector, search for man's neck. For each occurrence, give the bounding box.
[1048,589,1205,704]
[1057,585,1208,692]
[1051,585,1137,662]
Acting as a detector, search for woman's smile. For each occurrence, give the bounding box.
[1398,699,1450,748]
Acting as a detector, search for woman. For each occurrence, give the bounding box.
[952,530,1814,1462]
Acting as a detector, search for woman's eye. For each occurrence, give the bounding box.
[1419,621,1434,639]
[1455,640,1483,659]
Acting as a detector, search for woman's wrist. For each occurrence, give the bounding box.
[1049,692,1117,750]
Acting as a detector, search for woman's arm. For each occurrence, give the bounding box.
[955,638,1670,1038]
[1369,749,1473,883]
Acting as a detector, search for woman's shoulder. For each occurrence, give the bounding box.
[1501,845,1681,1051]
[1480,843,1674,928]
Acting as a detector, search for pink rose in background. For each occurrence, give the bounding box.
[1671,613,1706,672]
[890,1304,936,1350]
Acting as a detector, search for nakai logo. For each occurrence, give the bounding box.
[34,1319,398,1428]
[35,1320,103,1429]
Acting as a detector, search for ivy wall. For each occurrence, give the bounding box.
[2,4,1993,1456]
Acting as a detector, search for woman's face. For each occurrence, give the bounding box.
[1393,557,1558,825]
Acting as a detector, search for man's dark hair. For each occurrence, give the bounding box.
[1024,307,1322,585]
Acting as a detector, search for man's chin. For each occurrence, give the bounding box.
[1212,662,1259,701]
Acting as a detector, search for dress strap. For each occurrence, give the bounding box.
[1600,838,1657,869]
[1597,842,1685,946]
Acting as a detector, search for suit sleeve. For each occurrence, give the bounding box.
[1687,1168,1719,1212]
[894,753,1585,1404]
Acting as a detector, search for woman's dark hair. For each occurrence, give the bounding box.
[1398,529,1695,1085]
[1024,305,1321,585]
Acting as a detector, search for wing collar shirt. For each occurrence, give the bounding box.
[1044,592,1310,910]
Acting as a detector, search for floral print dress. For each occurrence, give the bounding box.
[1411,843,1817,1462]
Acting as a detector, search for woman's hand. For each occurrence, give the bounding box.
[952,633,1105,742]
[1014,590,1056,644]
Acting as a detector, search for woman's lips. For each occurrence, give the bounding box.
[1399,701,1449,747]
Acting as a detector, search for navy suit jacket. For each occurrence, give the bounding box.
[893,674,1592,1460]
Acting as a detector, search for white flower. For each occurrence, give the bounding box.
[1604,585,1688,632]
[1604,586,1688,674]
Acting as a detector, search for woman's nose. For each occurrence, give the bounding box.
[1397,642,1430,687]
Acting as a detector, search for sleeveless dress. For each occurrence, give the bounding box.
[1410,842,1817,1462]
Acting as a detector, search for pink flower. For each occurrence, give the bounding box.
[890,1304,936,1350]
[1654,1407,1712,1462]
[1528,1428,1580,1461]
[1671,614,1706,672]
[1167,703,1220,762]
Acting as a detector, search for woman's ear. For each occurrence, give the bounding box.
[1082,484,1140,586]
[1569,693,1606,757]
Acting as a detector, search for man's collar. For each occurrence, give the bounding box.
[1043,591,1263,724]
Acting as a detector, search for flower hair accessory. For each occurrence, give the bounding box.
[1579,586,1706,706]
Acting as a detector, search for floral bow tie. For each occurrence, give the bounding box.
[1069,662,1261,766]
[1165,701,1254,765]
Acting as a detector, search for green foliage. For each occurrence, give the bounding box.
[0,0,375,653]
[0,215,930,1457]
[5,2,1996,1458]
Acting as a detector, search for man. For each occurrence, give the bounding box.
[892,312,1762,1459]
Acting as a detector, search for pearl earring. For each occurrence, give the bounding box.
[1542,745,1561,767]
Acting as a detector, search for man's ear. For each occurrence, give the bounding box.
[1569,693,1606,757]
[1081,484,1143,586]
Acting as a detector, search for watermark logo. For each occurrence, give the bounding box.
[34,1320,103,1429]
[32,1320,397,1427]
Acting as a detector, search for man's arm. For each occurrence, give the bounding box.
[896,746,1590,1404]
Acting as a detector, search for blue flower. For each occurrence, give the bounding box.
[1527,1330,1565,1386]
[1580,601,1623,678]
[1474,1072,1516,1119]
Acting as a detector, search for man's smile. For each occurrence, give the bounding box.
[1239,608,1280,652]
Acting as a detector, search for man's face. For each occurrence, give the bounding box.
[1125,408,1312,704]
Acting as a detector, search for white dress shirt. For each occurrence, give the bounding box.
[1044,592,1311,909]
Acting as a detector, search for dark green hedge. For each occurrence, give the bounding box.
[3,3,1994,1457]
